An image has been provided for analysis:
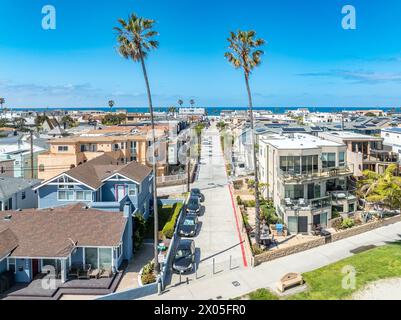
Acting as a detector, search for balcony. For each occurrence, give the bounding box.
[363,150,399,164]
[279,165,353,184]
[328,190,357,203]
[281,196,332,212]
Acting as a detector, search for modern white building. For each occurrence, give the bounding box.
[303,112,343,124]
[319,131,398,177]
[381,127,401,159]
[259,133,356,234]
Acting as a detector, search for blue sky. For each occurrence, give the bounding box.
[1,0,401,108]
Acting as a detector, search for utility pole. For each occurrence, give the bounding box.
[30,130,34,179]
[187,158,190,193]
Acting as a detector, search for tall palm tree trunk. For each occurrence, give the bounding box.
[139,50,160,274]
[244,72,261,244]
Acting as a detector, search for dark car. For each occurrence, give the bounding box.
[186,196,201,215]
[172,239,196,273]
[179,215,198,237]
[190,188,204,202]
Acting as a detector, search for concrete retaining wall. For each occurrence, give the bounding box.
[253,215,401,266]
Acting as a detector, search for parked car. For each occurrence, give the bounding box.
[190,188,204,202]
[172,239,196,274]
[187,196,201,215]
[179,215,199,237]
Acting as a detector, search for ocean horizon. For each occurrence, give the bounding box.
[6,106,400,116]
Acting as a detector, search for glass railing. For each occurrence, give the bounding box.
[281,195,331,210]
[279,165,353,181]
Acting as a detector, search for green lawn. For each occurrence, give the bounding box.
[243,243,401,300]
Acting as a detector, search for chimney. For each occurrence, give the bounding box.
[123,200,131,218]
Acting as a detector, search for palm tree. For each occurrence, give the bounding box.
[115,13,160,273]
[189,99,195,107]
[225,30,265,244]
[168,106,177,117]
[358,164,401,211]
[178,99,183,108]
[108,100,115,113]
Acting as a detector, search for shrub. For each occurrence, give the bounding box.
[236,195,242,206]
[233,180,243,190]
[252,244,264,255]
[141,272,156,285]
[243,200,256,208]
[161,202,184,239]
[341,218,355,229]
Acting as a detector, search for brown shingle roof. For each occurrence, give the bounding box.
[0,227,19,259]
[64,154,152,189]
[0,204,127,258]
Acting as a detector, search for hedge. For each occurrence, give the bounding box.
[161,202,184,239]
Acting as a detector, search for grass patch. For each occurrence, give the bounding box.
[247,288,279,300]
[244,243,401,300]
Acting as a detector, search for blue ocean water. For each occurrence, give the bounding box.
[9,106,400,116]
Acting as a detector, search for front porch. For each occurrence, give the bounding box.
[0,261,126,300]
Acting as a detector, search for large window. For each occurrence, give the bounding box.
[281,155,319,175]
[85,248,98,269]
[99,248,112,269]
[322,153,336,169]
[285,185,304,199]
[76,191,92,201]
[128,186,137,196]
[58,190,74,201]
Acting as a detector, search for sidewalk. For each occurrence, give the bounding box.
[143,220,401,300]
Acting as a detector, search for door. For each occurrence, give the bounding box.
[115,185,126,201]
[298,216,308,234]
[32,259,39,278]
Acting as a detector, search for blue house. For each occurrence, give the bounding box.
[34,154,154,218]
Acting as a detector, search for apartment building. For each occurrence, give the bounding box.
[37,133,168,180]
[318,131,399,177]
[381,127,401,158]
[259,133,355,234]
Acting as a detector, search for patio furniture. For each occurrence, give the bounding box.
[277,272,304,293]
[298,198,306,207]
[284,198,292,207]
[78,264,91,279]
[89,269,100,279]
[68,264,80,278]
[99,267,113,278]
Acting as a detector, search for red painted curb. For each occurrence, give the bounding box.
[228,184,248,267]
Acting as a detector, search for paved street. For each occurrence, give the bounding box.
[168,124,247,286]
[146,219,401,300]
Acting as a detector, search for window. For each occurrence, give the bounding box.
[39,164,45,172]
[339,152,345,167]
[58,146,68,152]
[8,258,16,273]
[21,191,26,200]
[113,143,119,151]
[128,186,136,196]
[58,190,74,201]
[322,153,336,169]
[85,248,98,269]
[285,185,304,199]
[99,248,112,269]
[0,166,4,174]
[76,191,92,201]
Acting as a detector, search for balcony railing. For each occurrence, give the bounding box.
[327,189,357,202]
[279,165,353,183]
[363,151,398,163]
[281,195,331,211]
